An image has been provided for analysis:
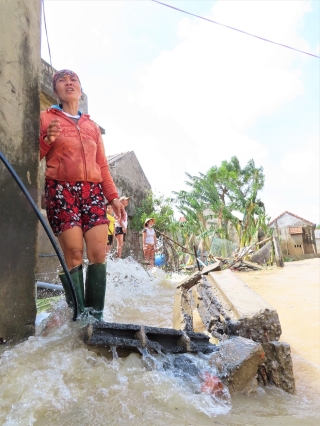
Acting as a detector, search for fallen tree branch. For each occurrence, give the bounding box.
[155,229,194,255]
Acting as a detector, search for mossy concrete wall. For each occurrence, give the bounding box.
[0,0,41,343]
[108,151,151,218]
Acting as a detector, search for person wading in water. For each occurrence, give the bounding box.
[40,69,125,319]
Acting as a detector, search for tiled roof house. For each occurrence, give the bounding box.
[269,211,317,256]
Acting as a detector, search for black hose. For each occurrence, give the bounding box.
[0,151,78,320]
[37,281,63,291]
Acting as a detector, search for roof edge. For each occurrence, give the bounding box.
[269,210,315,226]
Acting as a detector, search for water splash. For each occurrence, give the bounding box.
[1,257,320,425]
[102,257,176,327]
[111,345,118,360]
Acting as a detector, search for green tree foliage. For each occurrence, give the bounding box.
[130,191,177,235]
[175,156,268,251]
[173,176,221,252]
[131,157,269,262]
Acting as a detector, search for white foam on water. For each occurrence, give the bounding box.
[102,257,177,327]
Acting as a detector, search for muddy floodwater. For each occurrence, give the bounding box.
[0,258,319,425]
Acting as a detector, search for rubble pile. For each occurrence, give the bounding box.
[173,267,295,395]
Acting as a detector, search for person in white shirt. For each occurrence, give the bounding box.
[142,218,157,268]
[115,196,130,258]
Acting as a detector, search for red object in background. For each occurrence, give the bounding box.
[201,372,224,396]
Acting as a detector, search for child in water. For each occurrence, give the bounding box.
[142,218,157,268]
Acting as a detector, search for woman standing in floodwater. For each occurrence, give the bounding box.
[40,69,125,319]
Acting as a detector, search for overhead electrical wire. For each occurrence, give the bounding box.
[151,0,319,59]
[42,0,53,70]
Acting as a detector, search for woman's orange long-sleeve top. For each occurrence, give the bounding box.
[40,108,118,202]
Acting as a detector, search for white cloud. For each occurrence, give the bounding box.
[137,1,307,131]
[41,0,318,222]
[129,0,312,199]
[281,149,318,174]
[262,130,319,223]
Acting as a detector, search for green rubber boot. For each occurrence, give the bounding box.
[85,263,106,320]
[59,264,85,316]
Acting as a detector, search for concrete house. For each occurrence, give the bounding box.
[269,211,317,257]
[107,151,151,218]
[315,229,320,253]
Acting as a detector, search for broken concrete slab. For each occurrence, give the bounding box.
[192,273,295,394]
[83,321,217,358]
[177,271,201,290]
[205,269,282,342]
[249,241,272,265]
[173,264,224,332]
[200,260,222,275]
[174,269,294,394]
[192,280,222,336]
[173,287,193,331]
[259,341,295,394]
[209,336,265,394]
[240,260,263,270]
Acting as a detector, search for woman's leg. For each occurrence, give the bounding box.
[58,226,85,314]
[58,226,84,269]
[85,224,108,263]
[146,244,154,266]
[84,224,108,320]
[115,233,124,258]
[144,244,155,267]
[148,245,155,267]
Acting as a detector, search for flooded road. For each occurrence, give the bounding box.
[0,258,319,425]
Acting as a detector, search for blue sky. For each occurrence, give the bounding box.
[41,0,320,223]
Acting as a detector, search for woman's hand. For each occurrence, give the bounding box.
[112,199,126,223]
[44,119,62,144]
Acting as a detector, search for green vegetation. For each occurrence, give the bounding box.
[130,191,178,235]
[131,156,271,264]
[36,296,61,313]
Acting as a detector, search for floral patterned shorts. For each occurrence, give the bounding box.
[45,180,109,237]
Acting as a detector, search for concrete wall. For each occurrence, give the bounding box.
[272,212,314,228]
[108,151,151,218]
[0,0,41,343]
[287,234,304,255]
[36,212,61,284]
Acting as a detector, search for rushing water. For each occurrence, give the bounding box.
[0,257,319,425]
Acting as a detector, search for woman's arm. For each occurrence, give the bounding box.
[95,129,126,222]
[95,129,118,202]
